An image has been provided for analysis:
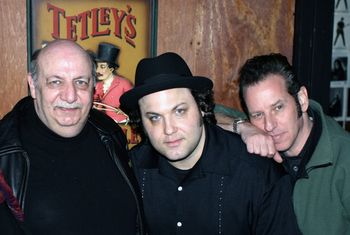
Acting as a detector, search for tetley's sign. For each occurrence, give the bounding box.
[47,3,137,47]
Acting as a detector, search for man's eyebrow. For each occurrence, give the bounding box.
[172,102,187,110]
[271,99,284,107]
[45,75,63,80]
[45,75,91,81]
[74,76,91,80]
[145,111,159,116]
[144,102,187,115]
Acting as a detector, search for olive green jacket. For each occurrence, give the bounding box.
[293,100,350,234]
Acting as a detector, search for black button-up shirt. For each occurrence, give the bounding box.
[130,124,301,235]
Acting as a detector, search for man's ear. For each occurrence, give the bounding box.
[27,74,36,99]
[297,86,309,112]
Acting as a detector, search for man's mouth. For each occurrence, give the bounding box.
[164,139,182,147]
[271,132,284,142]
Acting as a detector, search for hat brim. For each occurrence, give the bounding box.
[120,74,213,111]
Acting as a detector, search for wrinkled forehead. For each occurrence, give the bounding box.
[39,47,91,72]
[139,88,194,109]
[244,75,292,107]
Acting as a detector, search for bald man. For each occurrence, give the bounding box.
[0,40,144,234]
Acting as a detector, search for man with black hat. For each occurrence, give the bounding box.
[93,42,132,123]
[120,52,301,234]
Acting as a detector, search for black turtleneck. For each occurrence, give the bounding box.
[281,109,322,181]
[19,103,136,235]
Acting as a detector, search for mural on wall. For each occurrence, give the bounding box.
[92,42,132,124]
[28,0,157,146]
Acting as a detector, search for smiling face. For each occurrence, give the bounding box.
[243,74,312,156]
[139,88,206,170]
[28,41,94,138]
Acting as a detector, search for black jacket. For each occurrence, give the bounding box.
[0,97,145,234]
[130,124,301,235]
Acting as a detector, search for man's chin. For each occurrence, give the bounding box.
[275,144,289,153]
[55,117,85,129]
[54,124,84,138]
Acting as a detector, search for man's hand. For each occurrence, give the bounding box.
[238,122,283,163]
[214,111,283,163]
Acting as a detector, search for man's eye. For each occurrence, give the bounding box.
[75,80,89,88]
[47,80,62,86]
[251,113,262,119]
[149,115,160,122]
[175,108,186,116]
[275,104,283,111]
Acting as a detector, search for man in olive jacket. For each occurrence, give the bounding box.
[227,53,350,234]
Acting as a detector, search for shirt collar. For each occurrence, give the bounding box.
[281,107,322,179]
[142,125,234,180]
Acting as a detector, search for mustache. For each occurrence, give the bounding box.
[96,73,103,77]
[54,101,82,109]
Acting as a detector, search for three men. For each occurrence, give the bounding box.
[120,52,301,234]
[0,40,144,234]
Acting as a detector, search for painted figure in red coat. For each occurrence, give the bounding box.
[93,43,133,123]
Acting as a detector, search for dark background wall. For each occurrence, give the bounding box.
[293,0,334,113]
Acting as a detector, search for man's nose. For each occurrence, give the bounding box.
[163,117,177,135]
[61,83,77,103]
[264,114,276,132]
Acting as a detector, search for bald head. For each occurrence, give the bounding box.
[30,40,96,87]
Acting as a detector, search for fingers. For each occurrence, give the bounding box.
[245,134,283,164]
[273,152,283,163]
[246,135,276,156]
[239,123,283,163]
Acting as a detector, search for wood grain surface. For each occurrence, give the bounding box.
[0,0,28,119]
[157,0,295,110]
[0,0,295,118]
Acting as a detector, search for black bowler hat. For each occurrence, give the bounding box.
[95,42,120,68]
[120,52,213,111]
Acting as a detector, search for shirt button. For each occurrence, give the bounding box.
[177,222,182,227]
[178,186,183,191]
[293,165,299,172]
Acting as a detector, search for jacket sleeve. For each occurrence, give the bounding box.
[0,170,27,235]
[0,203,27,235]
[255,175,302,235]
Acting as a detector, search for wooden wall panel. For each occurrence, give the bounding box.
[157,0,295,110]
[0,0,295,118]
[0,0,28,119]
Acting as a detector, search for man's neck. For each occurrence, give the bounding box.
[284,113,314,157]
